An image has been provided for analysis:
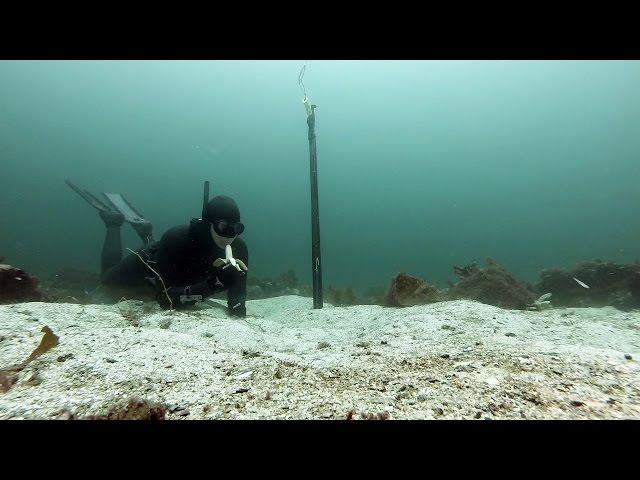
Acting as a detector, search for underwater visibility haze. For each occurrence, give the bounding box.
[3,60,640,421]
[1,59,639,295]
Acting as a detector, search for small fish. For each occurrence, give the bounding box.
[573,277,590,289]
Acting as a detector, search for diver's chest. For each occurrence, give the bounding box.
[177,247,221,275]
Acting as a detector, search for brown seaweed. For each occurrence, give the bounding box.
[386,272,443,307]
[0,326,59,393]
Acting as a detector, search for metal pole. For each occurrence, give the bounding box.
[307,104,323,308]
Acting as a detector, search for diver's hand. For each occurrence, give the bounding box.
[228,303,246,318]
[213,257,248,272]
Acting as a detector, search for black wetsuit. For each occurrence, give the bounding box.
[100,217,248,316]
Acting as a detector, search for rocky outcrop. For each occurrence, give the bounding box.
[0,263,43,304]
[448,258,536,310]
[326,286,357,306]
[537,260,640,311]
[40,267,102,304]
[386,272,443,307]
[247,270,305,300]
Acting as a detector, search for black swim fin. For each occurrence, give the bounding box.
[65,179,113,213]
[65,180,155,245]
[101,192,154,245]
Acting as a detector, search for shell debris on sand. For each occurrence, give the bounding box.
[0,296,638,419]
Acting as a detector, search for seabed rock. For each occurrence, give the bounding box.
[386,272,443,307]
[448,258,536,310]
[0,263,43,304]
[537,260,640,311]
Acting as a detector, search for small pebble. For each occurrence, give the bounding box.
[570,400,584,407]
[505,332,516,337]
[105,358,117,363]
[235,387,250,394]
[624,354,632,360]
[24,372,42,386]
[176,409,190,416]
[55,410,75,420]
[440,354,450,359]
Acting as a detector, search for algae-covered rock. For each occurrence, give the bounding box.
[326,286,358,306]
[448,258,536,310]
[40,267,101,304]
[247,270,304,299]
[0,263,43,304]
[386,272,443,307]
[536,260,640,311]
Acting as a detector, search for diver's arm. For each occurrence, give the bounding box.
[225,238,249,317]
[151,227,213,309]
[151,230,239,310]
[151,226,248,313]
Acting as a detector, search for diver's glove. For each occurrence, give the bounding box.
[228,302,246,318]
[213,244,248,273]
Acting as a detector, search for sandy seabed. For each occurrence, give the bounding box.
[0,295,639,420]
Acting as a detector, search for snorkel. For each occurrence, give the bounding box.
[202,180,210,219]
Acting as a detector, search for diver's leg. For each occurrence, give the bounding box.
[101,192,155,245]
[100,210,125,274]
[132,221,154,246]
[101,247,151,287]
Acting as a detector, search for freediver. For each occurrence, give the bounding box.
[65,180,249,317]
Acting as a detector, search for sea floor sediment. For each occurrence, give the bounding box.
[1,296,639,420]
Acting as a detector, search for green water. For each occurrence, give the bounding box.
[1,60,639,294]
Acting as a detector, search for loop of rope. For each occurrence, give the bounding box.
[298,64,307,98]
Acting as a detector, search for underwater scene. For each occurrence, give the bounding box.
[0,60,639,419]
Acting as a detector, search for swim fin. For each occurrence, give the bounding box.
[65,179,113,213]
[102,192,155,245]
[65,179,155,245]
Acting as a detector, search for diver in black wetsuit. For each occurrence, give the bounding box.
[67,180,248,317]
